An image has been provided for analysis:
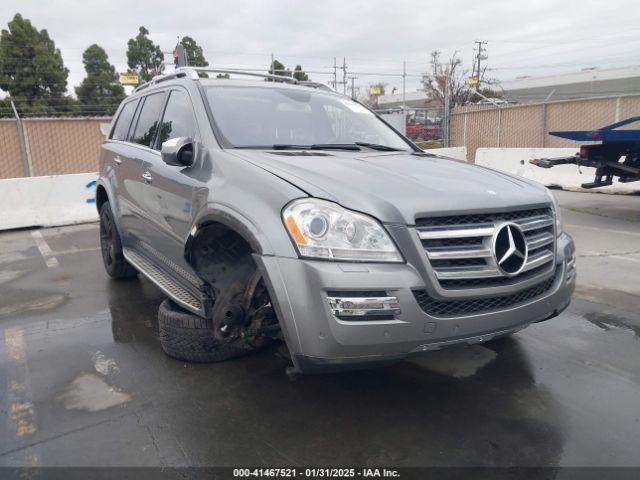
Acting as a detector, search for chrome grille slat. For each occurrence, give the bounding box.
[417,225,495,239]
[417,207,556,290]
[427,248,492,260]
[526,231,554,250]
[522,250,554,272]
[517,216,554,232]
[435,267,502,280]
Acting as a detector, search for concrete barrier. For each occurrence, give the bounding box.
[0,173,99,230]
[475,148,640,194]
[424,146,468,162]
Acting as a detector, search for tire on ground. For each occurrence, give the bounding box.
[158,299,254,363]
[99,202,138,279]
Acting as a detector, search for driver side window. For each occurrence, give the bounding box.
[157,90,197,146]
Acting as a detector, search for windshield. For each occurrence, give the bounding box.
[205,86,411,150]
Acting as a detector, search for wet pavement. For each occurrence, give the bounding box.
[1,191,640,468]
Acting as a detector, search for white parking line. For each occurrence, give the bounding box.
[30,231,59,268]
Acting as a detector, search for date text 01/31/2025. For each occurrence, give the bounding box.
[233,468,401,478]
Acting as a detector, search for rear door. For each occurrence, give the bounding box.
[138,88,201,273]
[126,91,169,246]
[102,98,141,246]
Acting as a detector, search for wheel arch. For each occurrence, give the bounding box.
[96,184,109,211]
[95,180,124,235]
[184,205,274,266]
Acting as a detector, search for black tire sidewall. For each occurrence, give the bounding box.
[158,299,253,362]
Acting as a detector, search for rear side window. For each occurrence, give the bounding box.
[157,90,197,146]
[111,99,139,141]
[131,93,165,149]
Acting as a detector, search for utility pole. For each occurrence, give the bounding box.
[443,66,450,148]
[473,40,488,91]
[332,57,338,89]
[402,61,407,112]
[342,57,347,95]
[270,53,275,74]
[348,75,358,99]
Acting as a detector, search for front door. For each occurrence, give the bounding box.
[138,88,202,276]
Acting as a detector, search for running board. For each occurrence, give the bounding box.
[123,248,210,317]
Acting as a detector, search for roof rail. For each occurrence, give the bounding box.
[133,67,339,93]
[298,81,336,92]
[176,67,300,84]
[133,70,191,92]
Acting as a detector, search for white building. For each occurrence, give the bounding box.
[501,65,640,103]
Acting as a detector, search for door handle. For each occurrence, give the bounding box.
[113,156,122,165]
[142,171,153,184]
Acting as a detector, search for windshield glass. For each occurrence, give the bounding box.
[205,86,411,150]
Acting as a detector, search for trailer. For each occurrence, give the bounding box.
[529,116,640,189]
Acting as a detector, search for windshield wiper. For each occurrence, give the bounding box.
[354,142,403,151]
[272,144,361,151]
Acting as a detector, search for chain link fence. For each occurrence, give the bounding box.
[450,94,640,161]
[0,117,110,179]
[2,95,640,179]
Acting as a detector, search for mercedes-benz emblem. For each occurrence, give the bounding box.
[492,222,528,276]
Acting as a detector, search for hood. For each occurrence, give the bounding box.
[232,150,551,225]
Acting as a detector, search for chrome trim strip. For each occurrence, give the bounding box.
[523,250,554,272]
[427,248,492,260]
[418,226,495,239]
[435,267,502,280]
[526,231,554,250]
[326,296,401,317]
[518,216,554,232]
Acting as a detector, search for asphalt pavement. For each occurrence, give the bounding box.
[1,190,639,471]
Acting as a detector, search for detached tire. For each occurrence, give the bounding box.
[158,299,253,363]
[99,202,137,279]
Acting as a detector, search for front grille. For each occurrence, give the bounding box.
[416,207,556,290]
[413,267,560,318]
[439,263,551,289]
[416,208,551,228]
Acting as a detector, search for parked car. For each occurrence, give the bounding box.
[476,98,509,106]
[96,68,576,374]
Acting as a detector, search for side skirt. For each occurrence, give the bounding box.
[123,247,212,318]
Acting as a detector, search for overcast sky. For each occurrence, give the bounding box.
[2,0,640,96]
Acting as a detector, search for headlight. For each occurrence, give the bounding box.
[546,188,563,236]
[282,199,403,262]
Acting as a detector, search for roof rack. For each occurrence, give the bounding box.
[298,81,336,92]
[133,67,338,93]
[178,67,300,84]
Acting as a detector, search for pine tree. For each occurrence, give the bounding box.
[293,65,309,81]
[0,13,73,115]
[126,26,164,83]
[180,36,208,68]
[269,60,291,77]
[75,44,125,116]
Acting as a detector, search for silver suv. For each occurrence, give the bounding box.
[96,68,576,374]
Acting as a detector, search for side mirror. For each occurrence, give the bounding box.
[161,137,194,167]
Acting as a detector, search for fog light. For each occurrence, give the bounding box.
[327,292,401,320]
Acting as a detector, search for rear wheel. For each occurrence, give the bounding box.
[99,202,137,279]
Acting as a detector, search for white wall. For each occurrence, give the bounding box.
[0,173,99,230]
[423,147,468,162]
[475,148,639,194]
[378,112,406,135]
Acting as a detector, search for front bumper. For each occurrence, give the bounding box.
[257,232,575,373]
